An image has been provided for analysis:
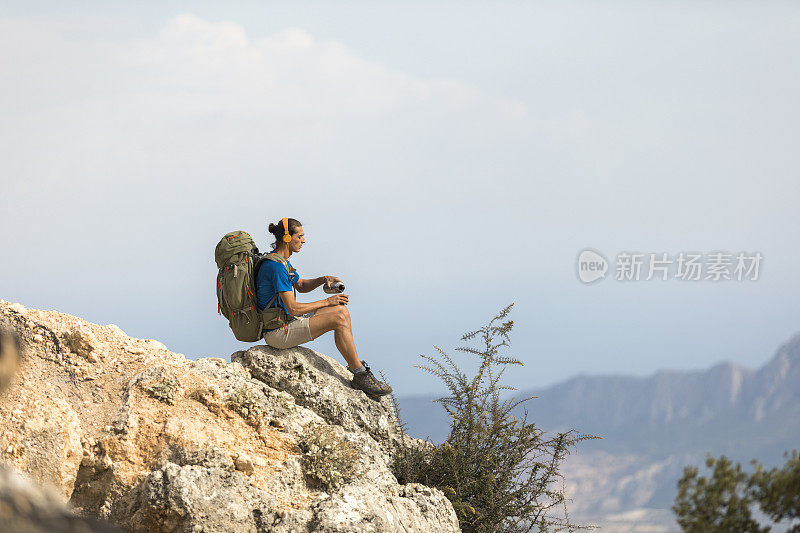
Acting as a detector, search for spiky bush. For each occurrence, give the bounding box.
[383,304,599,533]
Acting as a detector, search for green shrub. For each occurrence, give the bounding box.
[673,451,800,532]
[384,303,599,532]
[143,371,180,405]
[297,423,362,491]
[227,386,260,419]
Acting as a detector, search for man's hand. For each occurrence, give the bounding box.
[326,294,348,306]
[322,275,342,290]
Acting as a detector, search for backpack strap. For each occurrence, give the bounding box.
[263,253,297,315]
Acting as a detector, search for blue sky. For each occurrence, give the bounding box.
[1,1,799,395]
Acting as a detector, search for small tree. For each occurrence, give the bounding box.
[673,451,800,532]
[383,303,599,533]
[750,451,800,529]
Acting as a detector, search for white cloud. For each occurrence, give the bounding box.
[0,14,540,214]
[119,14,520,121]
[0,13,549,277]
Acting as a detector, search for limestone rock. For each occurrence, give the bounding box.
[0,301,460,533]
[232,345,410,460]
[310,482,459,533]
[0,325,20,393]
[111,446,277,533]
[65,325,103,363]
[7,302,27,315]
[0,384,83,500]
[0,462,119,532]
[234,452,255,475]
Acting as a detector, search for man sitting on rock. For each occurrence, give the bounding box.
[256,217,392,397]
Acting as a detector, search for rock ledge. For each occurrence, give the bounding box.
[0,301,459,533]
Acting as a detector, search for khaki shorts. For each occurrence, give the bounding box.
[262,315,313,349]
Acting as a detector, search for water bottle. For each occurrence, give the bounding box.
[323,281,345,294]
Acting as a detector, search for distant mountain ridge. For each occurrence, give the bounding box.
[398,331,800,462]
[511,331,800,461]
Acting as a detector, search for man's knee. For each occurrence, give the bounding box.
[333,306,350,329]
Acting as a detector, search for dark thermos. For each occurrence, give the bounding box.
[323,281,345,294]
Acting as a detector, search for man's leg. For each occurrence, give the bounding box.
[308,305,362,370]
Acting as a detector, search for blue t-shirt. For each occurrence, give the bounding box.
[256,258,300,326]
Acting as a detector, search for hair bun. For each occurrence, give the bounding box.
[268,223,276,234]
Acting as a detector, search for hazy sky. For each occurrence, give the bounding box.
[2,1,799,395]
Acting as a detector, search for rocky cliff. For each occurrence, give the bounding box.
[0,300,460,532]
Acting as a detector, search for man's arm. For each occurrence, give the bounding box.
[280,290,348,316]
[295,275,342,294]
[295,277,324,294]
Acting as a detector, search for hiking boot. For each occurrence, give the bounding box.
[348,361,392,396]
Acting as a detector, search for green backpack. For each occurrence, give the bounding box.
[214,231,295,342]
